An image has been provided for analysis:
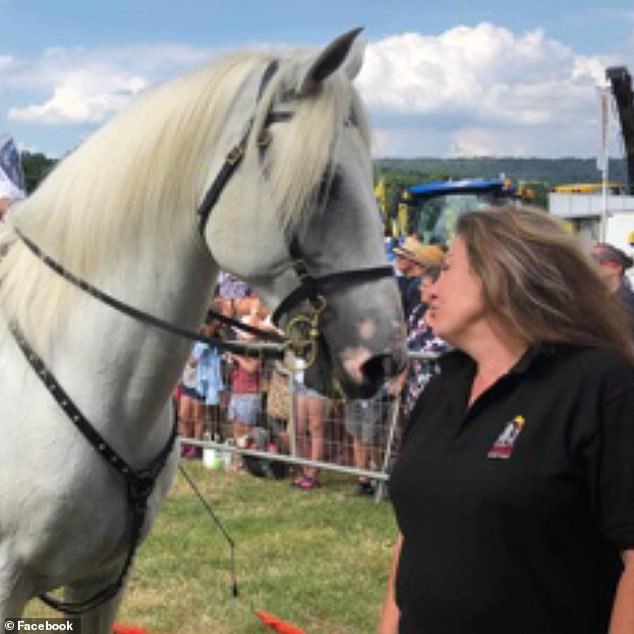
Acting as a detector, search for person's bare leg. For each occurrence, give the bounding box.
[352,435,366,470]
[179,395,195,455]
[295,394,309,459]
[193,400,205,441]
[305,397,327,481]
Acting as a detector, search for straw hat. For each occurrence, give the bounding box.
[393,237,445,268]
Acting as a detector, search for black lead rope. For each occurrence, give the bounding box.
[8,321,178,615]
[178,465,239,598]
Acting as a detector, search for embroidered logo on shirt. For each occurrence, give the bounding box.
[487,415,526,459]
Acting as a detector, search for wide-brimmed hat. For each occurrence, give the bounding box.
[393,237,445,268]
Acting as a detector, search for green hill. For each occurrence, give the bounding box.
[374,157,628,187]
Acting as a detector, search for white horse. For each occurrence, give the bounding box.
[0,29,405,632]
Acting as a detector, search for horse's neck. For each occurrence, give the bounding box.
[55,230,216,462]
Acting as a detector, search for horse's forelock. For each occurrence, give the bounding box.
[249,60,370,234]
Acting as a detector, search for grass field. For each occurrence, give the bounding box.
[27,463,398,633]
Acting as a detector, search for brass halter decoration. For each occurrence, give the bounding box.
[282,294,327,369]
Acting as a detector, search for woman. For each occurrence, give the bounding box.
[402,264,450,416]
[379,206,634,634]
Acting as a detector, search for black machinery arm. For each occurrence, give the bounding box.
[606,66,634,194]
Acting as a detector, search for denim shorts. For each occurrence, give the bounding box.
[181,386,203,401]
[344,399,381,444]
[294,383,328,400]
[228,393,261,425]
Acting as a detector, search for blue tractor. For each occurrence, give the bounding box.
[404,178,517,245]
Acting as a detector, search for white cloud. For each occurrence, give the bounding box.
[9,71,147,124]
[5,44,218,126]
[357,23,616,157]
[0,55,15,71]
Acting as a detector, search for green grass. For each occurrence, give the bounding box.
[27,463,398,633]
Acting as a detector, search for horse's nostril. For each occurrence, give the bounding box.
[361,354,397,385]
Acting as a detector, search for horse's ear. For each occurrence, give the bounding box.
[298,27,364,96]
[344,35,366,81]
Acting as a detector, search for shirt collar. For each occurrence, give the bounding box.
[439,342,557,378]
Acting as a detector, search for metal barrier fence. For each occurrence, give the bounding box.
[178,345,438,498]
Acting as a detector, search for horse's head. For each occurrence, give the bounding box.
[203,29,407,398]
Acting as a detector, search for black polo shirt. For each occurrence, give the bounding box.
[390,344,634,634]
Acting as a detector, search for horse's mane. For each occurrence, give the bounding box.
[0,47,370,351]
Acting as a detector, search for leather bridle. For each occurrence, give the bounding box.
[6,59,393,614]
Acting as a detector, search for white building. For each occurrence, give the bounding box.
[548,191,634,282]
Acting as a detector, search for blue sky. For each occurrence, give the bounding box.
[2,1,634,158]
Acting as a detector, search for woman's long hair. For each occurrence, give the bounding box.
[456,205,634,364]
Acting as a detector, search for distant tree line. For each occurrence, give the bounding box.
[21,151,627,199]
[21,151,58,194]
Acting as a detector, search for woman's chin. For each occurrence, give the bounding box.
[428,319,450,344]
[426,312,439,332]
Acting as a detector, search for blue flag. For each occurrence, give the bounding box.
[0,134,25,200]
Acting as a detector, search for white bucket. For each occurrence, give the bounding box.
[203,447,223,470]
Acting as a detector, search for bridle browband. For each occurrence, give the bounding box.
[7,59,393,615]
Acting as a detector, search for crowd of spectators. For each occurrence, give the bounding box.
[175,274,389,494]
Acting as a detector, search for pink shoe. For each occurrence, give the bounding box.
[182,445,197,459]
[292,475,320,490]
